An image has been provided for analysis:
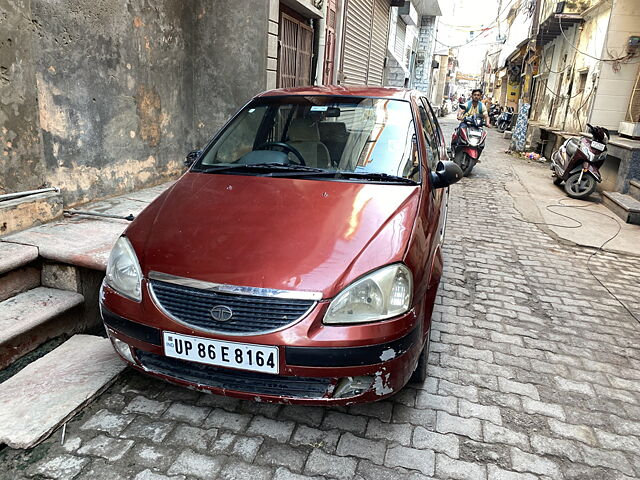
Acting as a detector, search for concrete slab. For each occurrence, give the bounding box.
[0,287,84,368]
[0,191,63,236]
[0,334,126,449]
[0,242,39,275]
[506,158,640,256]
[0,266,40,303]
[602,192,640,224]
[2,182,173,271]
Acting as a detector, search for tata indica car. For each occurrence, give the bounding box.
[100,86,462,405]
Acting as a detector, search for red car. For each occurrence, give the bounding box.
[100,86,462,405]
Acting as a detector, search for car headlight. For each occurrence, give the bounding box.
[324,264,413,325]
[105,236,143,302]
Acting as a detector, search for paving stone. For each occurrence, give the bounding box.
[415,392,459,414]
[162,403,210,425]
[336,432,386,464]
[61,436,82,453]
[246,415,295,442]
[218,460,272,480]
[413,426,460,458]
[129,444,175,470]
[167,450,224,479]
[530,434,582,462]
[77,434,135,461]
[436,411,483,441]
[27,454,90,480]
[548,418,597,446]
[438,380,479,402]
[123,396,170,417]
[482,423,529,450]
[436,453,487,480]
[279,405,326,426]
[80,409,134,436]
[165,424,218,450]
[579,444,636,476]
[273,467,326,480]
[304,448,358,480]
[365,419,413,446]
[255,441,308,472]
[291,425,340,453]
[231,435,264,462]
[459,399,502,425]
[486,465,537,480]
[348,401,394,422]
[497,378,539,400]
[321,411,367,434]
[384,445,435,475]
[120,416,174,443]
[510,448,561,477]
[203,408,252,432]
[76,459,127,480]
[133,470,186,480]
[521,398,565,420]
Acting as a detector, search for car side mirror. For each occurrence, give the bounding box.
[185,150,201,167]
[430,161,463,189]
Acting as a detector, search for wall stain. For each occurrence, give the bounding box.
[135,84,162,148]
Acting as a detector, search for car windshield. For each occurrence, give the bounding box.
[193,96,419,183]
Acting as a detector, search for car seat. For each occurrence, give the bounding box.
[318,122,348,167]
[287,118,331,169]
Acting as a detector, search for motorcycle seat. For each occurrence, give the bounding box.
[565,138,580,157]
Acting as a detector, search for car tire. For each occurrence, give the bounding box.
[410,328,431,384]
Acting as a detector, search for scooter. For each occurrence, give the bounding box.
[489,104,502,126]
[496,107,514,132]
[450,106,487,177]
[550,123,610,199]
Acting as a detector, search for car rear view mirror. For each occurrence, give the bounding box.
[185,150,201,167]
[430,161,463,189]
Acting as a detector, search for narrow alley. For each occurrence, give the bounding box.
[2,119,639,480]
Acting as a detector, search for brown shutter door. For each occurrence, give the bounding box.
[323,0,338,84]
[368,0,389,86]
[278,13,314,88]
[341,0,374,86]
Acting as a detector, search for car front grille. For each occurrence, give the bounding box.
[149,279,315,335]
[136,350,331,399]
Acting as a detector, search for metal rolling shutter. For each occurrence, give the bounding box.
[368,0,390,86]
[394,18,406,60]
[341,0,373,85]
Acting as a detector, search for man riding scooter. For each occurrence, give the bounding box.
[451,89,490,176]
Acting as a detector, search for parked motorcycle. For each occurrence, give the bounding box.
[489,104,502,126]
[451,106,487,176]
[550,123,610,199]
[496,106,514,133]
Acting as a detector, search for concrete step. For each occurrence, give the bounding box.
[0,190,63,236]
[0,286,84,369]
[0,242,39,275]
[629,180,640,202]
[0,266,40,303]
[0,334,126,449]
[602,191,640,225]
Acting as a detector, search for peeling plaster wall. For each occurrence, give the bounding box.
[0,0,46,195]
[1,0,270,206]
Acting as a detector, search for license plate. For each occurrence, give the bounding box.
[163,331,279,374]
[591,141,605,151]
[470,131,482,137]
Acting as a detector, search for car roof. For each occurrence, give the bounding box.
[256,85,417,101]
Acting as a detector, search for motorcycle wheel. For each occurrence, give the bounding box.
[564,172,596,199]
[553,176,563,186]
[453,151,472,175]
[463,157,476,176]
[497,123,506,133]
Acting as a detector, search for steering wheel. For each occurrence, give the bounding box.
[256,141,306,165]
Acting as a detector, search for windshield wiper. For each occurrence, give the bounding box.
[333,172,418,184]
[198,163,325,174]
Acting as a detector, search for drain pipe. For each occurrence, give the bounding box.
[0,187,60,202]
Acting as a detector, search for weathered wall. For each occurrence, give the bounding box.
[1,0,269,206]
[193,0,268,145]
[0,0,45,195]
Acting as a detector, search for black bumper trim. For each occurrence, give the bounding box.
[101,306,162,346]
[285,325,421,367]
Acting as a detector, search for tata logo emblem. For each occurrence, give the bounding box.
[210,305,233,322]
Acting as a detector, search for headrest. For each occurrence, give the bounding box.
[288,118,321,142]
[318,122,347,139]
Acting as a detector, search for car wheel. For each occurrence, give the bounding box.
[564,172,596,199]
[410,328,431,384]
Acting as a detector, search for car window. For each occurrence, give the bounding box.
[424,99,445,153]
[417,100,438,171]
[196,96,420,182]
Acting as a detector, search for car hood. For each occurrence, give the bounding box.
[128,172,420,298]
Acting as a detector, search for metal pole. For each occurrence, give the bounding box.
[0,187,59,202]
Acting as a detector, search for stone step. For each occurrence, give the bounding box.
[0,266,40,303]
[0,334,126,449]
[602,191,640,225]
[0,286,84,369]
[0,190,63,236]
[629,180,640,202]
[0,242,39,275]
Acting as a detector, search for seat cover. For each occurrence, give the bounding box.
[565,138,580,157]
[287,119,331,168]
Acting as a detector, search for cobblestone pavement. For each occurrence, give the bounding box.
[1,118,639,480]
